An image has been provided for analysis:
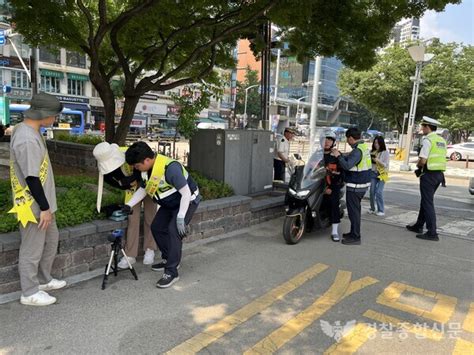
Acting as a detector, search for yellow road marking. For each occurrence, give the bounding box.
[165,263,329,354]
[323,323,377,355]
[452,338,474,355]
[462,303,474,333]
[363,309,443,341]
[244,272,378,354]
[377,281,457,324]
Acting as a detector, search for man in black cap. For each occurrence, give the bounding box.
[274,127,296,181]
[406,116,447,241]
[10,93,67,306]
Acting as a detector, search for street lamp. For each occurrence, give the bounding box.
[400,45,434,171]
[309,56,322,154]
[243,84,259,122]
[296,96,309,118]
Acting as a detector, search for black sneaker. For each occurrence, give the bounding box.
[343,232,352,238]
[341,237,361,245]
[416,233,439,241]
[406,224,423,234]
[151,261,180,272]
[156,274,179,288]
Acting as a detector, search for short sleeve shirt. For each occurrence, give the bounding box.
[419,134,434,159]
[275,136,289,161]
[10,123,57,216]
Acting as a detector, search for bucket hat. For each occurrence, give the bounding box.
[23,93,63,120]
[93,142,126,212]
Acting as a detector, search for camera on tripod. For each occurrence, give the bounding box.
[101,228,138,290]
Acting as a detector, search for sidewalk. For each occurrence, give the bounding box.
[389,157,473,179]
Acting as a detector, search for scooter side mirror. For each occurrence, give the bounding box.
[294,153,302,160]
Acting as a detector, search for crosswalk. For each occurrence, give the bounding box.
[163,262,474,354]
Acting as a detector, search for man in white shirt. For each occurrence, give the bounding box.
[274,127,296,181]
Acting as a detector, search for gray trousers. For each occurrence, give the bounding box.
[346,188,367,239]
[19,215,59,296]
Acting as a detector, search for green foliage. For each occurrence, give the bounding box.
[189,171,234,201]
[0,176,123,233]
[54,134,103,145]
[8,0,458,144]
[0,171,233,233]
[235,68,261,122]
[339,41,473,141]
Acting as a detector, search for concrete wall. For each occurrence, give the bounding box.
[46,140,97,172]
[0,195,285,298]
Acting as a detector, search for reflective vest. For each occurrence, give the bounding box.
[345,141,372,188]
[119,147,137,203]
[426,133,447,171]
[8,155,48,227]
[145,155,189,201]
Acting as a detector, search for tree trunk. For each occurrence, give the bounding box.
[114,96,140,145]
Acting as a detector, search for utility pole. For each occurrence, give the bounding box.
[260,20,271,130]
[309,56,322,154]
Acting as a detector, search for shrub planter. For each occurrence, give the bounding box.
[0,194,285,300]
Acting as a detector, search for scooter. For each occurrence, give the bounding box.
[282,149,345,244]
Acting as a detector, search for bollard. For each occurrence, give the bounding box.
[466,156,470,169]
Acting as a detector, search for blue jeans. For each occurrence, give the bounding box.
[370,178,385,213]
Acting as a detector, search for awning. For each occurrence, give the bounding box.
[67,73,89,81]
[63,103,90,111]
[40,69,64,78]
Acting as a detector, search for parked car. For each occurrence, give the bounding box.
[446,142,474,161]
[159,129,180,140]
[470,177,474,195]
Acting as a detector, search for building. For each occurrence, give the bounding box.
[236,39,261,82]
[387,18,420,46]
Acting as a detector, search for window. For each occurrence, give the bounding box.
[91,86,100,97]
[40,75,61,93]
[67,79,84,96]
[66,51,86,68]
[11,71,31,89]
[39,47,61,64]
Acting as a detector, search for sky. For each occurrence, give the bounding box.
[419,0,473,45]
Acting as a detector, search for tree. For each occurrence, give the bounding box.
[235,68,260,127]
[9,0,459,144]
[338,41,473,140]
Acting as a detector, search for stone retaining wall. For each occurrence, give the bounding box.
[0,195,285,298]
[46,140,97,172]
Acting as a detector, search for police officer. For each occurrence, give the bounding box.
[406,116,447,241]
[274,127,296,181]
[331,127,371,245]
[124,142,200,288]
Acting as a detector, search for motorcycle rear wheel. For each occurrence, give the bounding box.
[283,214,305,244]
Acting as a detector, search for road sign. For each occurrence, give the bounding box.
[0,30,5,45]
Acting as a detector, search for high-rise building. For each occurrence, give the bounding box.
[388,18,420,45]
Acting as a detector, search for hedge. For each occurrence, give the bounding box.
[0,172,233,233]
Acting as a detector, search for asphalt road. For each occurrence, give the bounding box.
[1,205,473,354]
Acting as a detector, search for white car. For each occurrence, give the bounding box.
[446,142,474,161]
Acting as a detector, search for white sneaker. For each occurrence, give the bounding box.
[367,209,376,214]
[20,291,56,306]
[118,256,136,269]
[376,212,385,216]
[39,279,67,291]
[143,249,155,265]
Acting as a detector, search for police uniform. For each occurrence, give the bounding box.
[408,117,446,240]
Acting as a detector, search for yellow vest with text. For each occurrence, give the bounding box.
[118,146,135,203]
[145,155,188,200]
[426,133,447,171]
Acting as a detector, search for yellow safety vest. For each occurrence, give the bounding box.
[426,133,447,171]
[349,142,372,172]
[8,155,48,227]
[375,152,389,182]
[118,147,136,203]
[145,155,188,200]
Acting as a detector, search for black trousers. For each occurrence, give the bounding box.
[324,186,342,224]
[415,172,444,236]
[150,201,199,277]
[273,159,286,181]
[346,188,367,239]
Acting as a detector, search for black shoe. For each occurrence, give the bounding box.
[156,273,180,288]
[416,233,439,241]
[341,237,361,245]
[151,261,180,272]
[406,224,423,234]
[343,232,352,238]
[331,234,340,242]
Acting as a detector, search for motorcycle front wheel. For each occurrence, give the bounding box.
[283,214,305,245]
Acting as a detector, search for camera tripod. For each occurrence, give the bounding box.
[102,230,138,290]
